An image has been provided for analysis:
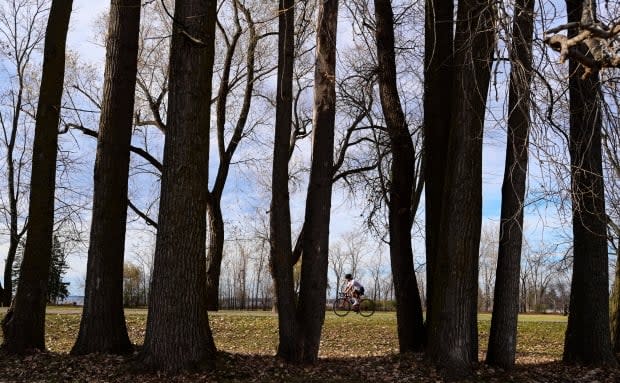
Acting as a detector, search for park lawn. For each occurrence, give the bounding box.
[39,309,567,360]
[0,308,617,382]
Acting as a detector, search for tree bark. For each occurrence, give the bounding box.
[296,0,338,363]
[374,0,425,353]
[205,198,224,311]
[427,0,495,377]
[486,0,534,370]
[423,0,453,333]
[1,0,72,354]
[3,234,20,307]
[270,0,299,362]
[71,0,140,355]
[611,235,620,352]
[562,0,617,367]
[139,0,217,372]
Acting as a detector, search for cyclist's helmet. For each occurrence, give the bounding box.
[344,273,352,280]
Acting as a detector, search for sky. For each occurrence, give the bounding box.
[60,0,107,294]
[0,0,577,297]
[0,0,108,295]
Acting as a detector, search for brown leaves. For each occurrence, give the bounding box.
[0,311,618,382]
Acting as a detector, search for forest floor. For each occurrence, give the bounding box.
[0,308,618,382]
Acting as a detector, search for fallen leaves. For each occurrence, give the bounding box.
[0,310,618,382]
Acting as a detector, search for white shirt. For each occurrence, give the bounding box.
[346,279,363,290]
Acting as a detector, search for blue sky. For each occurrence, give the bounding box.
[0,0,579,296]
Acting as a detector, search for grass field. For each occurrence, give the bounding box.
[29,309,568,360]
[0,308,616,382]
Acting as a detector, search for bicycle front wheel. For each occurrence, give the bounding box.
[358,298,375,317]
[333,298,351,317]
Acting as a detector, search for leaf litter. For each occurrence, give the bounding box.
[0,311,618,382]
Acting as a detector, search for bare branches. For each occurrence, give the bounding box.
[544,18,620,79]
[128,199,158,228]
[62,123,163,172]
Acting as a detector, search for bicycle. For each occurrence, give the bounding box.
[332,291,375,317]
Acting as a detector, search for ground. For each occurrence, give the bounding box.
[0,308,618,382]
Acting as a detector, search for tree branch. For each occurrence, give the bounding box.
[128,199,158,228]
[63,124,163,172]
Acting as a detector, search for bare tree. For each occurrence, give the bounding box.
[374,0,425,352]
[366,245,384,302]
[1,0,72,354]
[138,0,217,371]
[0,0,47,307]
[205,0,273,310]
[521,244,562,312]
[269,0,297,361]
[479,223,498,312]
[486,0,534,369]
[557,0,617,367]
[71,0,141,356]
[296,0,339,363]
[341,230,365,278]
[544,1,620,79]
[329,241,347,295]
[423,0,453,333]
[426,0,496,377]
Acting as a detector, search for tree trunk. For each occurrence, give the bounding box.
[374,0,425,352]
[270,0,299,362]
[423,0,453,333]
[562,0,617,367]
[486,0,534,370]
[71,0,140,355]
[3,236,19,307]
[611,235,620,352]
[427,0,495,377]
[204,1,257,310]
[4,132,23,307]
[296,0,338,363]
[205,199,224,311]
[1,0,72,354]
[139,0,217,372]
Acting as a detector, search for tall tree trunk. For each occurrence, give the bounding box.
[427,0,495,377]
[486,0,534,370]
[562,0,617,367]
[423,0,453,333]
[1,0,72,354]
[296,0,338,364]
[71,0,140,355]
[205,199,224,311]
[374,0,425,352]
[139,0,217,371]
[611,234,620,352]
[270,0,299,362]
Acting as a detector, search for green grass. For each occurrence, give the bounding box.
[21,308,567,363]
[477,314,567,361]
[3,309,613,383]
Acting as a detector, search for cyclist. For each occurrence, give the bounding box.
[343,273,364,311]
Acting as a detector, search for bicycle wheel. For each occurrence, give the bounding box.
[333,298,351,317]
[358,298,375,317]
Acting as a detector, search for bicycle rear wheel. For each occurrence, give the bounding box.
[358,298,375,317]
[333,298,351,317]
